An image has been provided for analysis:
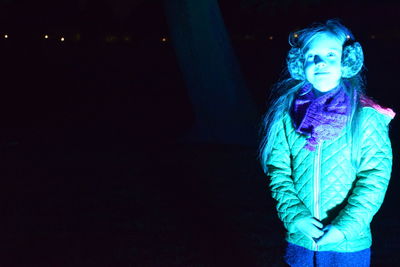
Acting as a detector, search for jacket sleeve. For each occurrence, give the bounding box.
[266,116,312,233]
[332,107,394,240]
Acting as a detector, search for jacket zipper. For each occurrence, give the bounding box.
[313,141,323,251]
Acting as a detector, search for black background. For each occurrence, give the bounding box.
[0,0,399,265]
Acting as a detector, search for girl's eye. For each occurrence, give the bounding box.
[327,52,336,57]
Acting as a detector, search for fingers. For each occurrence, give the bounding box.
[310,218,323,238]
[295,217,324,239]
[310,226,324,239]
[311,218,323,229]
[302,224,324,239]
[317,230,333,246]
[316,226,345,246]
[322,224,332,232]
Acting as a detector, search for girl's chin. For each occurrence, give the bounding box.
[313,85,339,92]
[311,81,340,92]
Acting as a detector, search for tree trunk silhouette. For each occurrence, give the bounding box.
[164,0,259,146]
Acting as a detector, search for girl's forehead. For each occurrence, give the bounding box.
[304,32,343,52]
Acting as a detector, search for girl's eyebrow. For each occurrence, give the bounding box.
[329,47,342,52]
[306,47,341,54]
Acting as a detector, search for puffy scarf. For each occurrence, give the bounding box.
[291,84,351,151]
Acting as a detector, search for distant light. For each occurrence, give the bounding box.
[123,35,131,42]
[105,35,117,43]
[371,35,375,39]
[44,34,49,39]
[75,33,81,41]
[61,37,65,42]
[268,36,274,40]
[294,33,298,38]
[161,37,167,42]
[346,35,350,39]
[4,34,8,39]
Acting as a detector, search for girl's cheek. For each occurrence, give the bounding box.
[305,66,314,77]
[304,62,312,71]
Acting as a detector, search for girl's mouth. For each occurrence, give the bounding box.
[315,72,330,75]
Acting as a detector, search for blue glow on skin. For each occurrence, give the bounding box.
[304,32,343,93]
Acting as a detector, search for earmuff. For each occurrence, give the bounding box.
[341,42,364,78]
[287,47,305,80]
[287,40,364,80]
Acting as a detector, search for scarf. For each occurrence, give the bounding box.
[291,84,351,151]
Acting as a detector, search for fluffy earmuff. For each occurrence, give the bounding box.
[287,41,364,80]
[341,42,364,78]
[287,48,305,80]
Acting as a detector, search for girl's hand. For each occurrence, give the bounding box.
[316,225,345,246]
[294,217,324,241]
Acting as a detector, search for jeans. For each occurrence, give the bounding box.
[284,242,370,267]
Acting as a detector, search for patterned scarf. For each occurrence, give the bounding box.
[291,84,351,151]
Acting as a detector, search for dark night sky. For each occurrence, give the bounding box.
[0,0,398,136]
[0,0,399,34]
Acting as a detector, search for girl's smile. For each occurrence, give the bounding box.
[315,72,330,75]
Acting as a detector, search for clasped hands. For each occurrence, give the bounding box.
[295,217,344,246]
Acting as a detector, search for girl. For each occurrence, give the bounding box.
[259,19,395,266]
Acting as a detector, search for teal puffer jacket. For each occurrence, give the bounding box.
[266,106,393,252]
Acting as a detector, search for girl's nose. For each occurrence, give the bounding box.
[314,55,326,67]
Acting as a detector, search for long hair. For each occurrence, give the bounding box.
[258,19,366,173]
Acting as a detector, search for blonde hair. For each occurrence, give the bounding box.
[258,19,365,173]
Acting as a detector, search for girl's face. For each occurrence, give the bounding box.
[303,32,343,93]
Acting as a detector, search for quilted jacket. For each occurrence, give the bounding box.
[266,105,394,252]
